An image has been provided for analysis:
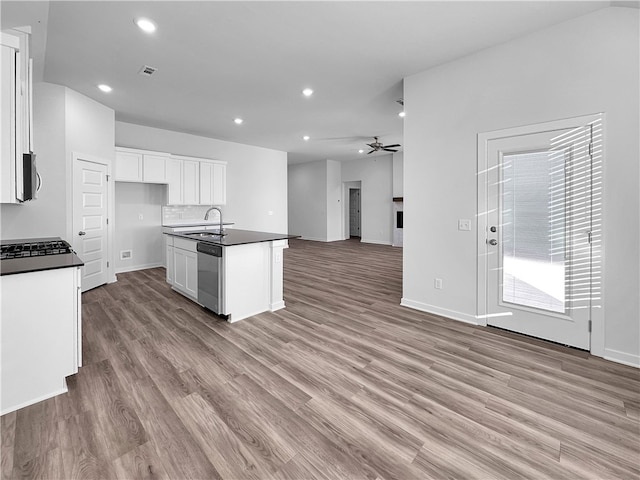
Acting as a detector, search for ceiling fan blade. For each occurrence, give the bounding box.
[367,149,376,154]
[382,148,398,152]
[383,144,401,148]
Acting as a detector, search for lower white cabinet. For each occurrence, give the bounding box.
[165,235,174,284]
[172,237,198,299]
[0,266,81,415]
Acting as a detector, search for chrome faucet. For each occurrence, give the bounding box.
[204,206,224,235]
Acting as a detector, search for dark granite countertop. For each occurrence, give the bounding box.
[0,237,85,276]
[166,228,299,247]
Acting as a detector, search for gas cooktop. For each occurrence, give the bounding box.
[1,240,73,260]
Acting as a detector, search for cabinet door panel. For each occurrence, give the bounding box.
[167,158,183,205]
[115,151,142,182]
[185,250,198,298]
[211,163,226,205]
[182,160,200,205]
[143,155,167,183]
[199,161,226,205]
[166,245,174,284]
[173,248,188,291]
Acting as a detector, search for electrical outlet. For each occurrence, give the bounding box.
[434,278,443,289]
[120,250,132,260]
[458,219,471,231]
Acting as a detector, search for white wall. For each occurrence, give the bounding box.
[1,83,66,239]
[115,122,288,233]
[326,160,342,242]
[403,7,639,365]
[342,154,394,245]
[288,160,327,241]
[392,152,404,198]
[0,83,115,245]
[114,183,164,273]
[288,155,394,244]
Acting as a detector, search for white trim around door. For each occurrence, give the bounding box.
[477,113,605,355]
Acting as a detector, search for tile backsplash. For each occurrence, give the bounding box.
[162,205,222,225]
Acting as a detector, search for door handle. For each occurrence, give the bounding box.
[78,231,86,236]
[488,239,498,246]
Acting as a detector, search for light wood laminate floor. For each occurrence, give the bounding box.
[2,238,639,479]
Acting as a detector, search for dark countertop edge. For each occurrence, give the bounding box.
[162,222,235,228]
[0,253,84,276]
[166,228,300,247]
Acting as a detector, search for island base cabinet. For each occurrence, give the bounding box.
[223,240,288,323]
[172,237,198,300]
[1,267,81,415]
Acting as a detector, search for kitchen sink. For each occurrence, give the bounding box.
[186,232,226,238]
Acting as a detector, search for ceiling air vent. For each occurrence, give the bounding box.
[138,65,157,77]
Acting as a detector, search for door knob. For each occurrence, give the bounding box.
[490,226,497,233]
[488,238,498,246]
[78,231,86,236]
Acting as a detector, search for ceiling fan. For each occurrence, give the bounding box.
[366,136,401,154]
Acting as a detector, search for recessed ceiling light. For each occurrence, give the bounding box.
[303,135,310,141]
[398,111,406,118]
[135,17,157,33]
[234,118,243,125]
[302,88,313,97]
[97,84,112,93]
[358,149,364,154]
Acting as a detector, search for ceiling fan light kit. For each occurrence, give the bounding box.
[365,136,401,154]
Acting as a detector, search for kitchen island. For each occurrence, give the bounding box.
[164,229,298,323]
[0,238,84,415]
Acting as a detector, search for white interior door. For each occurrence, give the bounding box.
[73,157,109,291]
[482,124,596,349]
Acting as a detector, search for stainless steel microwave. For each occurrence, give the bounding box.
[19,152,38,201]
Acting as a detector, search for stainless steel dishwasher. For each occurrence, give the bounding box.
[196,242,223,314]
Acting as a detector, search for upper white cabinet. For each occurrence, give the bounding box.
[115,147,226,206]
[200,160,227,205]
[115,147,169,183]
[1,28,33,204]
[168,155,226,206]
[166,157,183,205]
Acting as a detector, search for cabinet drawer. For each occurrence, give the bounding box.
[173,236,198,252]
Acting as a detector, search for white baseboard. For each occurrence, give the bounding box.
[0,385,68,416]
[604,348,640,368]
[300,236,327,242]
[270,300,286,311]
[115,262,163,274]
[361,238,392,246]
[400,298,479,325]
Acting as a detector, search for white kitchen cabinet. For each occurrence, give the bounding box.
[1,266,82,415]
[182,158,200,205]
[1,29,33,204]
[115,149,142,181]
[143,154,167,183]
[115,147,169,183]
[113,148,226,206]
[172,237,198,299]
[200,160,226,205]
[166,157,183,204]
[165,234,174,284]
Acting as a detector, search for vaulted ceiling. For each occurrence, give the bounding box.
[1,1,614,163]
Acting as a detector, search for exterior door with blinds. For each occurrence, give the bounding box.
[478,116,602,350]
